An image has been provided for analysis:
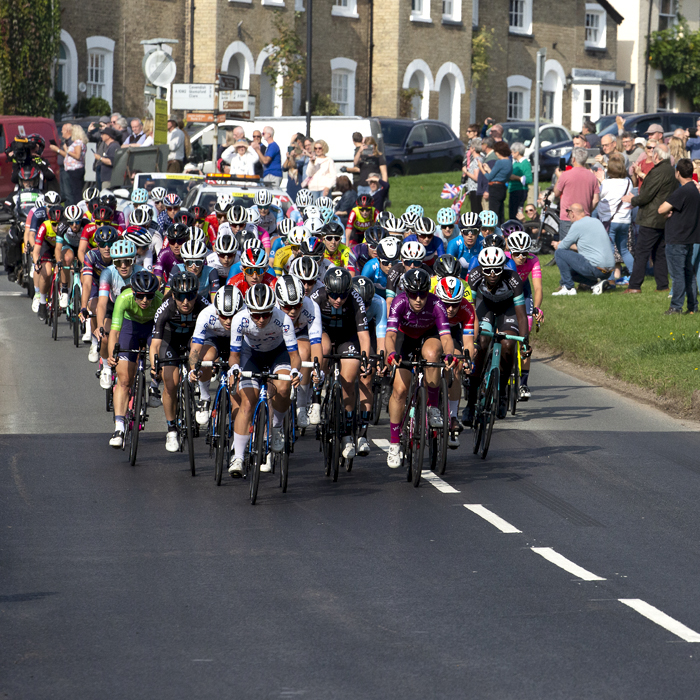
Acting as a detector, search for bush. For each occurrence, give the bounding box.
[73,96,111,118]
[311,93,340,116]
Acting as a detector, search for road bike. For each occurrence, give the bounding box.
[65,259,84,348]
[505,339,522,417]
[201,359,234,487]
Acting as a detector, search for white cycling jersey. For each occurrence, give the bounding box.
[191,306,230,345]
[231,307,297,354]
[206,250,233,281]
[284,297,322,345]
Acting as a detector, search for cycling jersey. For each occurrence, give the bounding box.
[135,248,154,272]
[385,261,433,299]
[366,294,388,339]
[387,292,451,339]
[248,223,271,250]
[273,244,301,277]
[346,206,377,239]
[99,264,144,303]
[506,251,542,286]
[152,295,211,348]
[82,249,111,294]
[153,247,182,284]
[403,234,445,267]
[204,213,222,241]
[35,220,57,246]
[206,250,234,284]
[111,287,164,333]
[360,258,388,297]
[446,235,484,275]
[156,210,172,233]
[55,221,85,249]
[173,263,220,297]
[27,204,47,234]
[325,243,358,274]
[225,261,277,281]
[251,203,283,234]
[80,222,100,250]
[227,270,277,296]
[352,243,376,273]
[270,235,288,256]
[192,306,230,346]
[446,298,476,335]
[289,297,323,345]
[231,307,298,354]
[468,267,525,307]
[310,287,368,335]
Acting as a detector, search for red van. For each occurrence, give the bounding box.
[0,116,61,199]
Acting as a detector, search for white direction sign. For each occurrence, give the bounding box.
[172,83,216,111]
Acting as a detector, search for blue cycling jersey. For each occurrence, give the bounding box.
[270,236,286,256]
[447,235,485,275]
[225,261,277,283]
[361,258,388,297]
[174,263,220,297]
[366,293,387,339]
[403,234,445,267]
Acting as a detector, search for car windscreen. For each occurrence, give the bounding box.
[134,174,203,200]
[380,122,412,147]
[500,125,536,147]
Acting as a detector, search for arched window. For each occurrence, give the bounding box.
[58,30,78,110]
[435,62,466,134]
[507,75,532,121]
[330,58,357,116]
[402,60,435,120]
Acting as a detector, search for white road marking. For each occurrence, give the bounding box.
[372,438,391,453]
[421,471,460,493]
[531,547,605,581]
[0,292,23,297]
[464,504,522,533]
[619,599,700,642]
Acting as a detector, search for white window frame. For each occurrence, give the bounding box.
[600,87,621,116]
[658,0,677,31]
[506,75,531,120]
[58,30,78,110]
[295,0,305,9]
[261,0,285,6]
[585,4,607,50]
[332,0,359,18]
[411,0,432,23]
[472,0,479,27]
[508,0,532,35]
[228,0,252,4]
[86,36,114,107]
[330,57,357,116]
[442,0,461,23]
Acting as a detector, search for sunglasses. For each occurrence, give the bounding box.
[174,290,198,302]
[512,251,529,257]
[379,259,393,266]
[253,134,262,138]
[281,302,303,311]
[185,260,204,268]
[445,302,462,309]
[116,258,134,267]
[403,260,423,267]
[407,291,429,300]
[324,236,341,243]
[218,253,235,259]
[134,292,156,301]
[166,206,179,211]
[314,147,324,152]
[258,206,270,211]
[482,267,502,276]
[242,267,264,275]
[251,311,272,320]
[368,244,378,251]
[168,238,188,245]
[328,292,349,300]
[417,233,434,238]
[646,146,655,150]
[359,207,371,212]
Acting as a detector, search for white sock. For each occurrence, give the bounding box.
[449,400,459,418]
[273,409,286,427]
[298,383,310,408]
[114,417,125,432]
[39,293,47,303]
[198,379,211,401]
[91,335,99,349]
[233,432,248,460]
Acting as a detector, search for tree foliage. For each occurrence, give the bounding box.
[399,88,422,118]
[311,93,340,116]
[263,10,306,100]
[74,95,111,118]
[471,28,494,89]
[649,17,700,109]
[0,0,61,116]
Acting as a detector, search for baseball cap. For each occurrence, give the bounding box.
[646,124,664,134]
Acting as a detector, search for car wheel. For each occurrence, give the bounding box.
[389,165,404,178]
[451,159,462,171]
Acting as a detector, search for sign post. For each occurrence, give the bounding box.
[533,48,547,207]
[154,98,168,146]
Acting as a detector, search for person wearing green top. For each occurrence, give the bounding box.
[107,271,165,448]
[509,141,533,220]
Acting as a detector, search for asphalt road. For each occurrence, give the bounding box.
[3,270,700,699]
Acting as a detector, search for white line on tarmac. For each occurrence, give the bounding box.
[531,547,605,581]
[372,438,391,453]
[619,599,700,642]
[464,504,522,533]
[421,471,460,493]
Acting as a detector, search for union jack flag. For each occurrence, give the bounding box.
[441,183,461,199]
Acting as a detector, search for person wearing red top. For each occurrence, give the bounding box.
[228,268,277,295]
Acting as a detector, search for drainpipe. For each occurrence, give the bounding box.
[368,0,374,116]
[644,0,654,112]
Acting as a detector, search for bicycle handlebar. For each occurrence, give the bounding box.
[480,331,526,343]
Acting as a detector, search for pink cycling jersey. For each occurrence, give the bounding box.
[506,251,541,283]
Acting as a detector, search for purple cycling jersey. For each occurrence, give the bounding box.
[153,246,181,284]
[387,292,451,339]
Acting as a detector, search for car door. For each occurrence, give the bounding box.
[667,113,696,131]
[539,127,560,149]
[629,116,662,137]
[424,123,452,171]
[405,124,431,175]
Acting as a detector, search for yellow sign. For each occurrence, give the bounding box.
[154,99,168,145]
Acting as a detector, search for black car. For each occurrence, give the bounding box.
[376,118,465,176]
[598,111,700,137]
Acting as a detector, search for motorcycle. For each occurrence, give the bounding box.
[527,187,560,257]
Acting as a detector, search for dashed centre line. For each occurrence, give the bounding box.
[421,471,460,493]
[464,504,522,533]
[531,547,606,581]
[619,599,700,642]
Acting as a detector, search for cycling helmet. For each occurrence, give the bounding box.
[166,223,190,243]
[477,246,507,269]
[175,210,195,228]
[501,219,525,236]
[239,234,262,252]
[406,204,424,218]
[19,165,39,181]
[214,233,238,255]
[400,240,426,261]
[507,231,532,254]
[296,189,312,208]
[94,225,120,248]
[131,188,149,205]
[402,267,431,294]
[64,204,82,223]
[364,225,385,247]
[163,193,182,208]
[150,187,167,203]
[434,276,465,303]
[277,218,297,237]
[479,210,499,228]
[483,232,506,250]
[169,269,199,296]
[34,194,46,209]
[28,132,46,152]
[437,208,458,226]
[383,213,406,237]
[227,204,248,226]
[245,283,276,313]
[414,216,436,236]
[351,276,376,305]
[401,211,420,229]
[131,269,159,296]
[44,191,61,205]
[83,186,100,203]
[110,239,137,260]
[377,237,401,263]
[323,221,344,239]
[317,195,334,210]
[130,208,152,227]
[289,255,320,282]
[187,226,206,244]
[319,207,335,225]
[47,205,63,222]
[460,211,480,228]
[275,275,305,306]
[180,238,208,261]
[247,207,261,225]
[254,189,274,207]
[214,195,232,215]
[433,254,461,279]
[300,236,325,259]
[303,217,324,237]
[287,226,307,247]
[123,226,153,248]
[190,205,207,221]
[100,193,117,211]
[214,285,243,317]
[356,194,373,209]
[137,203,153,219]
[324,266,353,295]
[303,205,321,221]
[239,247,269,269]
[94,205,114,223]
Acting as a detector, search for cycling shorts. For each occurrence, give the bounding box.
[327,328,361,357]
[158,339,189,362]
[450,324,463,350]
[395,327,440,361]
[117,319,153,361]
[475,299,519,337]
[239,341,291,391]
[202,335,230,362]
[38,240,56,263]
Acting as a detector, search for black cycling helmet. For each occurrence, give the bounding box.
[28,132,46,152]
[356,194,373,209]
[433,254,461,279]
[402,267,431,294]
[364,225,385,247]
[500,219,525,236]
[322,221,344,239]
[19,165,39,181]
[47,204,63,222]
[95,225,120,247]
[483,232,506,250]
[351,276,375,305]
[324,267,353,295]
[130,270,159,296]
[190,205,207,221]
[166,223,190,243]
[169,269,199,296]
[175,210,195,228]
[94,205,114,223]
[300,236,325,259]
[100,193,117,211]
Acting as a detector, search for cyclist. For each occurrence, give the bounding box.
[309,268,370,452]
[207,232,238,286]
[123,226,154,272]
[148,187,168,228]
[174,239,220,302]
[436,207,459,246]
[384,267,456,468]
[272,225,306,276]
[447,212,484,277]
[227,284,302,476]
[162,193,182,229]
[107,270,164,448]
[153,223,189,286]
[465,246,529,425]
[122,187,149,224]
[275,275,323,428]
[204,195,232,241]
[226,238,276,278]
[32,203,63,320]
[78,186,100,217]
[175,210,196,230]
[55,204,87,308]
[151,270,212,450]
[289,255,323,297]
[401,204,424,235]
[228,247,277,294]
[130,206,164,257]
[467,231,517,273]
[81,225,118,359]
[431,253,471,298]
[479,209,503,239]
[403,216,445,267]
[382,212,406,240]
[251,188,283,235]
[188,285,244,426]
[385,240,431,313]
[78,205,117,265]
[97,239,144,390]
[299,235,335,278]
[345,194,378,246]
[228,204,271,254]
[361,236,400,299]
[270,218,298,257]
[322,222,358,274]
[351,275,387,456]
[434,276,476,446]
[353,224,384,272]
[295,189,313,219]
[505,229,543,400]
[189,205,210,243]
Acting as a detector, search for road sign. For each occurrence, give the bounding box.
[185,113,226,124]
[143,50,177,87]
[154,99,168,145]
[172,83,216,111]
[218,73,241,90]
[219,89,249,113]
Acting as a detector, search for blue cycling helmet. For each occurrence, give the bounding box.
[406,204,424,218]
[437,208,457,226]
[131,188,149,204]
[479,210,499,228]
[110,239,137,259]
[319,206,335,225]
[95,225,120,248]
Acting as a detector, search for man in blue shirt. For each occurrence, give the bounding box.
[685,117,700,160]
[253,126,283,187]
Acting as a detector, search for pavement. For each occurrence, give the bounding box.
[3,270,700,699]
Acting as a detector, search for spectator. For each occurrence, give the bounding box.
[305,139,337,200]
[508,141,532,220]
[347,136,388,195]
[122,118,149,147]
[632,139,657,187]
[622,145,677,294]
[554,147,599,237]
[551,203,615,295]
[251,129,266,178]
[252,126,282,187]
[685,116,700,159]
[482,137,497,164]
[87,116,109,189]
[462,137,483,215]
[114,117,129,144]
[142,119,154,146]
[334,175,356,226]
[166,116,185,172]
[598,153,634,281]
[479,117,496,138]
[367,172,389,212]
[352,131,363,160]
[596,133,629,170]
[479,141,512,225]
[657,158,700,314]
[224,140,258,176]
[464,123,480,144]
[621,131,644,163]
[581,119,600,148]
[283,133,305,200]
[94,126,120,191]
[673,128,689,146]
[52,123,73,200]
[517,202,540,225]
[669,136,688,164]
[50,123,87,206]
[645,124,665,145]
[490,123,505,144]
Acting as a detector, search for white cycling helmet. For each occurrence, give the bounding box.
[240,236,263,252]
[65,204,82,223]
[413,216,436,236]
[383,213,406,236]
[254,189,274,207]
[130,208,151,227]
[275,274,305,306]
[434,276,465,303]
[180,238,208,261]
[303,205,320,221]
[479,210,499,228]
[245,283,276,312]
[247,207,261,225]
[214,285,243,317]
[187,226,206,244]
[377,236,401,263]
[460,211,480,228]
[296,189,312,208]
[215,194,232,215]
[303,217,324,237]
[288,226,307,246]
[44,191,61,205]
[34,194,46,209]
[150,187,167,203]
[214,232,238,255]
[277,218,297,237]
[437,208,457,226]
[124,227,153,248]
[400,240,426,261]
[478,246,507,269]
[289,255,320,282]
[507,231,532,254]
[317,195,334,210]
[227,205,248,226]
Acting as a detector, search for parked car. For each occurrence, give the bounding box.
[598,112,700,138]
[488,121,571,160]
[376,118,465,176]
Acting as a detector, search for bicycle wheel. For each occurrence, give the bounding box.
[51,274,59,340]
[480,368,499,460]
[432,375,450,476]
[370,378,382,425]
[214,387,229,486]
[346,384,360,473]
[331,384,343,483]
[129,370,145,466]
[280,410,290,493]
[250,403,267,505]
[184,376,196,476]
[509,369,519,416]
[402,428,412,482]
[411,384,427,487]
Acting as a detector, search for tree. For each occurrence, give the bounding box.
[0,0,61,116]
[263,10,306,101]
[649,17,700,110]
[470,28,494,90]
[311,93,340,116]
